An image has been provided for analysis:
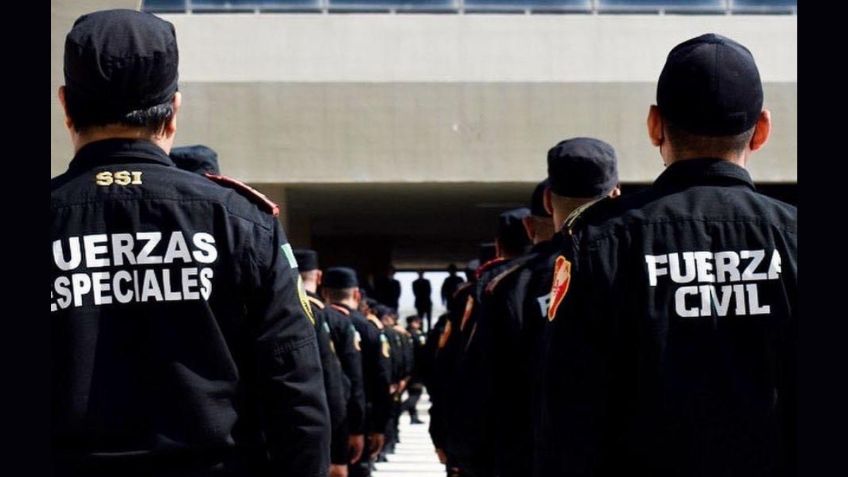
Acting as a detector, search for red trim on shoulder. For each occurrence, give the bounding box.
[330,304,350,316]
[475,257,506,280]
[204,173,280,217]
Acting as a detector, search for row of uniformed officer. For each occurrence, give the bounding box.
[423,33,796,477]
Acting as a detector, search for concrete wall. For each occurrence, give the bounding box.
[51,10,796,183]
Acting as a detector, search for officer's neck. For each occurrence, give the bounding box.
[72,126,173,155]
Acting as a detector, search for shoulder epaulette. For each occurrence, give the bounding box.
[564,196,612,235]
[204,173,280,217]
[367,314,384,330]
[451,281,474,300]
[484,255,536,296]
[330,304,350,316]
[475,257,506,280]
[307,296,325,310]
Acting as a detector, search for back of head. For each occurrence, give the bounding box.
[63,9,179,134]
[547,137,619,200]
[322,267,359,303]
[497,208,532,258]
[170,145,220,175]
[656,33,764,157]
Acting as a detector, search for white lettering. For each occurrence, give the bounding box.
[140,269,163,302]
[767,250,782,280]
[693,251,715,283]
[137,232,163,265]
[714,251,741,283]
[113,271,133,304]
[199,267,214,300]
[192,233,218,264]
[163,231,193,264]
[741,250,767,281]
[645,255,668,287]
[111,233,136,266]
[53,237,81,271]
[162,270,182,301]
[83,234,110,268]
[181,267,200,300]
[669,252,697,284]
[747,284,771,315]
[675,286,699,317]
[71,273,92,308]
[91,272,112,305]
[54,276,72,309]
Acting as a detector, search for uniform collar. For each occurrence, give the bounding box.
[67,138,176,173]
[652,157,755,192]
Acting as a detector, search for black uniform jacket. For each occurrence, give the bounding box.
[324,303,366,437]
[50,139,330,476]
[535,158,797,477]
[307,292,349,466]
[480,238,562,477]
[330,303,393,436]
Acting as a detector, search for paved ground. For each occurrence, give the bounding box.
[373,392,444,477]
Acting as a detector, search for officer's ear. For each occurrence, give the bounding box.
[543,187,553,215]
[58,86,74,132]
[749,109,771,153]
[164,92,182,138]
[608,185,622,199]
[647,105,664,147]
[353,288,362,303]
[316,270,323,287]
[521,216,535,242]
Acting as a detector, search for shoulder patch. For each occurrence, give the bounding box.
[204,173,280,217]
[547,255,573,321]
[308,296,325,310]
[297,276,315,326]
[459,295,475,332]
[330,304,350,316]
[437,320,452,350]
[485,258,532,296]
[353,330,362,352]
[380,333,391,358]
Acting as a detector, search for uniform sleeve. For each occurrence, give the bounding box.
[368,327,394,434]
[315,311,349,465]
[247,220,330,476]
[336,319,366,435]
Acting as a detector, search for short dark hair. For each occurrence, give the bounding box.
[665,119,755,158]
[65,88,175,135]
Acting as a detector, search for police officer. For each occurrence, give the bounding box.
[322,268,393,477]
[50,9,329,476]
[482,154,620,477]
[295,249,352,477]
[443,208,533,477]
[321,272,368,475]
[536,34,797,476]
[401,315,426,425]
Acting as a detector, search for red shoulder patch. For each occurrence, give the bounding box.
[204,173,280,217]
[547,255,572,321]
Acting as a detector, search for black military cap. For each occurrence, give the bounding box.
[547,137,619,198]
[170,145,220,175]
[323,267,359,289]
[497,208,532,251]
[293,249,319,272]
[478,243,496,264]
[64,9,179,118]
[657,33,763,136]
[529,179,551,218]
